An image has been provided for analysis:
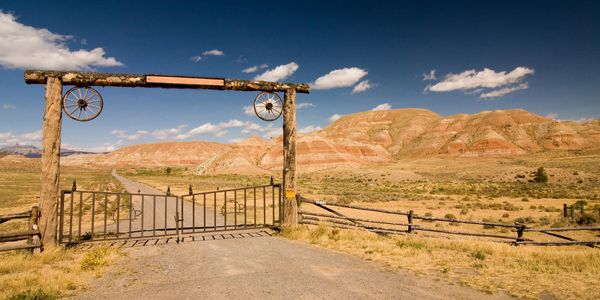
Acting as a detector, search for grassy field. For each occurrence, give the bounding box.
[0,157,125,299]
[280,225,600,300]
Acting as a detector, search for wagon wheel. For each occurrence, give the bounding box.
[62,87,103,122]
[253,92,282,122]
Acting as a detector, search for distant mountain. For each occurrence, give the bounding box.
[0,144,101,158]
[62,108,600,173]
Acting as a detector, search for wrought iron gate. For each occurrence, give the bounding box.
[57,183,282,244]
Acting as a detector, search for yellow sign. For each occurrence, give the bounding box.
[285,190,296,199]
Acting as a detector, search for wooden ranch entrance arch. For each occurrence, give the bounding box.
[24,70,310,246]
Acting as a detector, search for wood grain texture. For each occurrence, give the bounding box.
[39,77,63,247]
[282,88,298,226]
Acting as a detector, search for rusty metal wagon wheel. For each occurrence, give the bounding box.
[253,92,282,122]
[62,87,103,122]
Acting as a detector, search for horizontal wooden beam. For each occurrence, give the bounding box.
[24,70,310,94]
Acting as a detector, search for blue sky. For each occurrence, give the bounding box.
[0,0,599,151]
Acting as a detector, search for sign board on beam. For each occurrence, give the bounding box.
[146,75,224,87]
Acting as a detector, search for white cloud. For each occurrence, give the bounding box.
[243,105,255,116]
[2,103,16,109]
[219,119,245,128]
[202,49,224,56]
[110,129,148,141]
[190,56,202,62]
[371,103,392,111]
[425,67,534,99]
[0,11,123,70]
[254,62,299,82]
[479,82,529,99]
[297,102,315,109]
[62,142,118,153]
[351,80,375,94]
[151,125,187,140]
[312,67,368,90]
[0,129,42,146]
[299,125,322,134]
[546,113,558,120]
[423,70,437,81]
[328,114,342,123]
[263,126,282,139]
[242,64,268,73]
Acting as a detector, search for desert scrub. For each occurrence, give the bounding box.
[80,246,120,271]
[279,225,600,299]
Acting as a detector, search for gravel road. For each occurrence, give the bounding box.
[76,172,513,299]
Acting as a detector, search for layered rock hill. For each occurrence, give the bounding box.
[63,108,600,172]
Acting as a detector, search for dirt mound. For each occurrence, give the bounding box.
[63,108,600,173]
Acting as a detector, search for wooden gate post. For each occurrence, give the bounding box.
[282,88,298,227]
[39,76,63,246]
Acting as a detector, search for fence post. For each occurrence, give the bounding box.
[28,206,40,253]
[166,186,171,196]
[516,224,526,244]
[296,194,302,223]
[189,185,193,195]
[407,210,414,233]
[563,204,567,219]
[570,206,574,220]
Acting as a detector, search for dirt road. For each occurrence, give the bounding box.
[78,172,512,299]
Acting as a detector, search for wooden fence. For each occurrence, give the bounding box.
[298,196,600,247]
[0,206,42,252]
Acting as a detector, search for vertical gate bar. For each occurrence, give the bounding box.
[175,194,179,234]
[244,189,247,228]
[78,192,83,240]
[192,195,196,233]
[234,191,237,229]
[272,185,275,225]
[59,192,65,244]
[69,191,73,243]
[129,194,132,238]
[254,187,257,228]
[153,195,156,236]
[263,186,266,225]
[91,193,95,240]
[180,195,184,233]
[213,192,217,231]
[116,194,120,239]
[104,193,107,239]
[141,195,145,237]
[203,194,206,232]
[224,191,227,230]
[164,196,167,235]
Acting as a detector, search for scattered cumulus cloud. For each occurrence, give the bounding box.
[110,129,148,141]
[190,56,202,62]
[423,70,437,81]
[480,82,529,99]
[254,62,299,82]
[0,130,42,146]
[328,114,342,123]
[202,49,224,56]
[0,11,123,70]
[298,125,322,134]
[297,102,315,109]
[312,67,368,90]
[371,103,392,111]
[242,105,255,116]
[242,64,268,73]
[425,66,534,98]
[351,80,375,94]
[546,113,559,120]
[2,103,16,109]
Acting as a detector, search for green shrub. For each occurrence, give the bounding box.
[577,214,597,226]
[534,167,548,183]
[6,289,59,300]
[470,250,486,260]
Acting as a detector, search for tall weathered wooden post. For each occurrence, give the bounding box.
[39,76,63,246]
[282,88,298,227]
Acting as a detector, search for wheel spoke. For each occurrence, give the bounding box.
[77,108,83,119]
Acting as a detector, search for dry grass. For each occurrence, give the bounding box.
[0,246,122,299]
[280,225,600,299]
[0,159,126,299]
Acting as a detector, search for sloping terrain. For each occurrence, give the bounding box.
[61,108,600,172]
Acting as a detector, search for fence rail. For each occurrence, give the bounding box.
[0,206,41,252]
[298,196,600,247]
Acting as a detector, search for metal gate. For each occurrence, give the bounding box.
[57,183,282,244]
